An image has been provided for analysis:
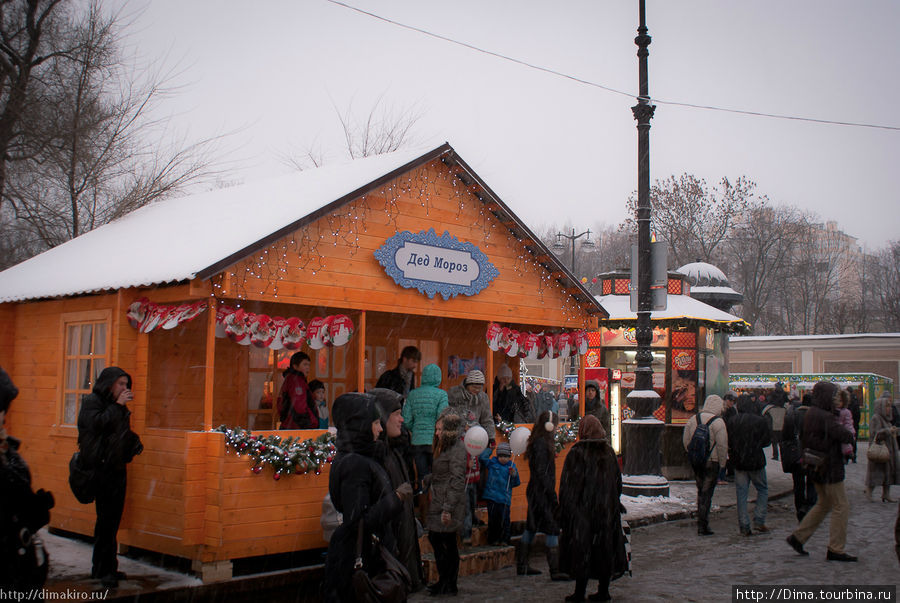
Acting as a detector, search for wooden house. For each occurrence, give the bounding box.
[0,143,606,580]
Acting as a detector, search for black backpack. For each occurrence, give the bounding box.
[687,414,719,469]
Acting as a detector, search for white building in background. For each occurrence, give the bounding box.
[729,332,900,393]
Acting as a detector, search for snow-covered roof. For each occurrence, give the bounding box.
[0,146,444,302]
[0,142,605,316]
[595,293,747,327]
[676,262,730,287]
[732,333,900,341]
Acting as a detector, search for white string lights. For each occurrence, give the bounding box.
[209,159,591,328]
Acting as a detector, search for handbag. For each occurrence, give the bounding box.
[801,448,826,474]
[867,441,891,463]
[351,520,411,603]
[68,451,97,504]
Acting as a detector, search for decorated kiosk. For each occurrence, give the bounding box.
[0,143,606,580]
[586,268,750,479]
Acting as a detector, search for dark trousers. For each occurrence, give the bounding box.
[92,473,126,579]
[411,445,433,493]
[791,469,818,521]
[570,555,612,599]
[427,531,459,589]
[694,462,719,529]
[486,500,510,544]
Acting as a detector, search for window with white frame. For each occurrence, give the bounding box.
[61,318,108,425]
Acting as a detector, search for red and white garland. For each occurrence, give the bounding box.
[127,298,355,352]
[127,298,207,333]
[486,322,589,360]
[215,305,354,351]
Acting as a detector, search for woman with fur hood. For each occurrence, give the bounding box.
[518,411,568,581]
[322,393,409,602]
[865,393,899,502]
[425,412,467,596]
[558,415,628,602]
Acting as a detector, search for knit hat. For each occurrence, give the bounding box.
[496,442,512,456]
[465,370,485,385]
[497,364,512,379]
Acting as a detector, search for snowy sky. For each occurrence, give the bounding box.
[120,0,899,249]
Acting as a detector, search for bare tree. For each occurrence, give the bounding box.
[722,203,802,334]
[1,1,224,265]
[0,0,82,211]
[624,174,757,267]
[280,95,423,171]
[870,241,900,331]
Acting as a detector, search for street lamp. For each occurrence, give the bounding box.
[552,228,595,278]
[622,0,668,497]
[553,228,596,377]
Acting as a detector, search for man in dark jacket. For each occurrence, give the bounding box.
[77,367,143,587]
[847,387,861,462]
[786,381,856,561]
[492,364,532,423]
[782,394,817,520]
[726,395,770,536]
[583,380,611,439]
[376,346,420,397]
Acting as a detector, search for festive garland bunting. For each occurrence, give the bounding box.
[486,323,589,359]
[215,425,336,479]
[126,298,207,333]
[215,305,354,350]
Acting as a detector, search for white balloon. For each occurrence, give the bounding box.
[509,426,531,456]
[463,425,489,456]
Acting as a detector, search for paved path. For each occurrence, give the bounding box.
[412,456,899,602]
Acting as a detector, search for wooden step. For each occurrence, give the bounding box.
[421,544,515,583]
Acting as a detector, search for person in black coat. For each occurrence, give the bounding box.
[518,410,567,580]
[375,346,420,397]
[1,367,54,590]
[781,395,817,521]
[786,381,856,561]
[726,395,771,536]
[847,387,861,463]
[322,393,410,602]
[492,364,533,424]
[558,415,628,602]
[77,367,143,588]
[370,388,423,594]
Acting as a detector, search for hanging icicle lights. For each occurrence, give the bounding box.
[209,159,589,325]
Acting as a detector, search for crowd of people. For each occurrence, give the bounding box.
[3,352,898,600]
[320,347,630,601]
[684,381,900,567]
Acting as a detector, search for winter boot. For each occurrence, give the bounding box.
[546,546,570,581]
[882,486,896,503]
[515,541,541,576]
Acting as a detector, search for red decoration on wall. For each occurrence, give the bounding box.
[672,349,696,371]
[670,331,696,348]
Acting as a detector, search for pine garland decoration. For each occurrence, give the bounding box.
[215,425,336,479]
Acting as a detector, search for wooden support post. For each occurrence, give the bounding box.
[203,297,216,431]
[357,310,366,393]
[578,352,586,412]
[485,331,494,414]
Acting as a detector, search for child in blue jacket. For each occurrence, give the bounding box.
[479,441,521,545]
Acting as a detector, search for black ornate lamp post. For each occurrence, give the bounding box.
[622,0,668,497]
[553,229,595,375]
